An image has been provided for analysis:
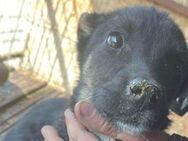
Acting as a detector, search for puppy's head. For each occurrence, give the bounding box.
[74,6,188,134]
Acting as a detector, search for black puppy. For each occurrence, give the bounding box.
[3,6,188,141]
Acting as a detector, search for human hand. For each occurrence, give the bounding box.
[41,104,99,141]
[41,101,170,141]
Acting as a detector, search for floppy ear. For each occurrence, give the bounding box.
[77,13,105,68]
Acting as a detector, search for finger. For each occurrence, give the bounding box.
[74,101,117,138]
[64,109,98,141]
[41,125,64,141]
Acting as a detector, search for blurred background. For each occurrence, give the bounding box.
[0,0,188,139]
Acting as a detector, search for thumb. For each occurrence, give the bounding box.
[74,101,117,138]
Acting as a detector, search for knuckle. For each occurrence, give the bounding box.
[100,120,111,133]
[100,120,116,137]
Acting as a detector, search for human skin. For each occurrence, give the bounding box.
[41,101,170,141]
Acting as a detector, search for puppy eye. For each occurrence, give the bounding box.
[107,32,124,49]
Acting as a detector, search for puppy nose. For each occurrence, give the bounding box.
[129,79,161,103]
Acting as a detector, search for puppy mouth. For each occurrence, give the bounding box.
[96,88,163,123]
[101,101,166,133]
[94,85,167,133]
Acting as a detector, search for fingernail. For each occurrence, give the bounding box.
[41,127,47,137]
[41,125,54,138]
[64,109,74,117]
[41,125,64,141]
[79,102,95,117]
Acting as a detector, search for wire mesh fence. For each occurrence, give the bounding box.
[0,0,92,93]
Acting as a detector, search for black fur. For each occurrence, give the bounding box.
[3,6,188,141]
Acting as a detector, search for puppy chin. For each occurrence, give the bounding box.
[112,110,158,135]
[115,121,151,135]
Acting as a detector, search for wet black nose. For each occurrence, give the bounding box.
[129,79,161,103]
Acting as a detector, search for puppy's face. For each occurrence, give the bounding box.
[74,7,188,133]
